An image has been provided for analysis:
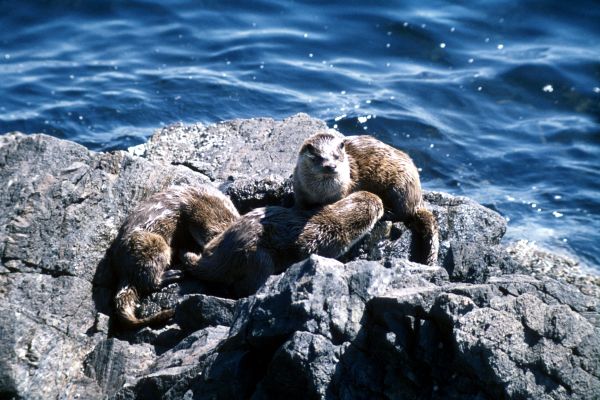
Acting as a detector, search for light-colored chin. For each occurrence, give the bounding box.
[318,171,341,180]
[298,158,351,205]
[313,170,350,204]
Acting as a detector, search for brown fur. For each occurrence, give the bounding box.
[185,191,384,298]
[294,131,439,265]
[111,184,240,328]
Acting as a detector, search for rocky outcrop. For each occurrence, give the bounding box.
[0,114,598,400]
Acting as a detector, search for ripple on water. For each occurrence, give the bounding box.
[0,0,599,269]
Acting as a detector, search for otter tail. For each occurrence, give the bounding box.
[114,285,174,329]
[411,207,439,266]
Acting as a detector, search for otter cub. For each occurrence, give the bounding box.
[293,131,439,265]
[185,191,384,298]
[111,184,240,328]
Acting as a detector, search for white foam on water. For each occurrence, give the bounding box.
[543,84,554,92]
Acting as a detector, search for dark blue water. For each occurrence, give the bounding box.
[1,0,599,270]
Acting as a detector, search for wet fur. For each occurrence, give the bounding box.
[111,185,240,328]
[185,191,384,298]
[294,131,439,265]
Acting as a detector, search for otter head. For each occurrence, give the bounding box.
[298,131,347,177]
[294,130,352,208]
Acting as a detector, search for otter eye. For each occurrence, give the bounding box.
[338,141,345,150]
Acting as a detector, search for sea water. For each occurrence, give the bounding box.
[1,0,599,269]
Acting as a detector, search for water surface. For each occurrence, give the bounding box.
[1,0,599,269]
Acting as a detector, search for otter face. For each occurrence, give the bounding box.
[294,131,352,208]
[300,133,346,176]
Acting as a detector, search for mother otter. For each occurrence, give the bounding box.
[293,131,439,265]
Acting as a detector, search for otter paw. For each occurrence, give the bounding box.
[180,251,202,268]
[160,269,184,286]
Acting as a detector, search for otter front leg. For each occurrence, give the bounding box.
[298,191,385,258]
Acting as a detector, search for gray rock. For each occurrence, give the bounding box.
[253,331,340,400]
[175,294,237,332]
[83,338,155,398]
[111,325,230,400]
[223,175,295,213]
[138,113,326,183]
[1,115,598,400]
[451,290,599,399]
[507,239,600,297]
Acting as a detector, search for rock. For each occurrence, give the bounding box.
[253,331,340,400]
[507,239,600,297]
[111,325,230,400]
[83,338,155,398]
[452,291,599,399]
[223,175,295,214]
[1,114,598,399]
[175,294,237,332]
[138,113,326,183]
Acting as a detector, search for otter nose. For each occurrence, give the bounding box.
[323,163,337,173]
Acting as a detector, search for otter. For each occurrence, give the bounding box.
[111,184,240,328]
[293,131,439,265]
[184,191,384,298]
